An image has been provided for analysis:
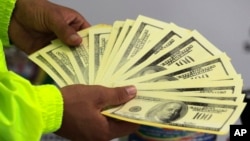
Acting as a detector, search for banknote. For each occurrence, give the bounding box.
[102,92,246,135]
[51,39,90,84]
[95,21,125,83]
[71,44,89,84]
[180,93,245,102]
[115,30,224,81]
[137,91,245,102]
[88,26,112,84]
[75,26,99,84]
[95,19,135,84]
[112,23,190,80]
[28,51,67,87]
[115,79,243,95]
[101,15,171,84]
[116,53,236,84]
[52,25,112,84]
[38,43,81,84]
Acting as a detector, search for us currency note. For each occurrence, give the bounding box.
[102,92,246,135]
[50,39,89,84]
[117,30,223,81]
[47,26,105,84]
[28,50,67,87]
[75,25,104,84]
[96,19,135,85]
[137,91,245,102]
[117,53,237,84]
[112,23,190,80]
[71,45,89,84]
[88,26,112,84]
[95,21,125,84]
[181,93,245,102]
[78,24,114,84]
[39,43,81,84]
[120,79,243,95]
[101,15,171,84]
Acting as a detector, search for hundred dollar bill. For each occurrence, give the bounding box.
[95,21,125,83]
[96,19,135,85]
[51,39,90,84]
[117,30,223,81]
[181,93,245,102]
[69,44,89,84]
[38,43,81,84]
[118,79,243,95]
[47,25,107,85]
[76,25,108,84]
[112,23,190,80]
[101,15,171,84]
[102,92,246,135]
[72,46,89,84]
[88,26,112,84]
[117,53,237,84]
[137,91,245,102]
[28,51,67,87]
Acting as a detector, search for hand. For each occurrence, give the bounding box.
[9,0,90,54]
[55,85,139,141]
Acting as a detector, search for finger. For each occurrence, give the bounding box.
[108,118,140,139]
[52,21,82,46]
[101,85,137,108]
[49,10,90,46]
[61,16,91,46]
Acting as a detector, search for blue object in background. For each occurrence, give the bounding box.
[128,125,217,141]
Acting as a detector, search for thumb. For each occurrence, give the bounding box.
[103,85,137,108]
[53,22,83,46]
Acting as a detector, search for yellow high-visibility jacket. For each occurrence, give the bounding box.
[0,0,63,141]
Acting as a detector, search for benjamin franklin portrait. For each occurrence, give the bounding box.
[146,101,188,123]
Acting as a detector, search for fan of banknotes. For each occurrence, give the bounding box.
[29,15,246,135]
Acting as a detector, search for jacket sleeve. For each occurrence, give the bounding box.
[0,0,64,141]
[0,71,63,141]
[0,0,15,46]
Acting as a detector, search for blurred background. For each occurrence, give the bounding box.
[6,0,250,141]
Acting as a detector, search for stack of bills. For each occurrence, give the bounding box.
[28,15,246,135]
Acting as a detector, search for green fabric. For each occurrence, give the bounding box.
[0,71,63,141]
[0,0,64,141]
[0,0,15,46]
[0,0,15,72]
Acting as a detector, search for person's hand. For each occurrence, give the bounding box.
[55,85,139,141]
[9,0,90,54]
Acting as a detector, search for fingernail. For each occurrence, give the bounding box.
[69,34,80,42]
[125,85,137,97]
